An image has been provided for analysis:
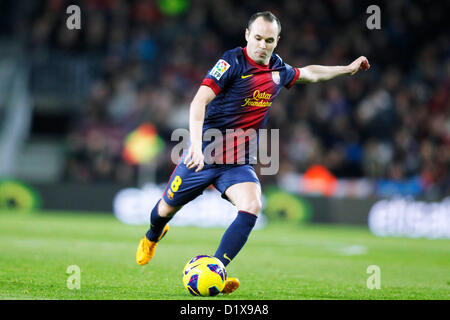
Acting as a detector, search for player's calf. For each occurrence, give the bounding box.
[214,210,258,266]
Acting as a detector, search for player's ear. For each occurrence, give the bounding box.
[245,28,249,41]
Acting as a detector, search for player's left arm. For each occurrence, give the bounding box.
[296,56,370,83]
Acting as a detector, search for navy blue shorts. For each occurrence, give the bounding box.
[162,160,260,207]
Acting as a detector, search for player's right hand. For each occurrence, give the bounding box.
[184,142,205,172]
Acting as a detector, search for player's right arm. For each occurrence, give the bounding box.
[185,49,236,171]
[184,85,216,172]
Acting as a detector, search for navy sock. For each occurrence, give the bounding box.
[214,211,257,266]
[145,200,171,242]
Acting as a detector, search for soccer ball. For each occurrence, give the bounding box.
[182,255,227,296]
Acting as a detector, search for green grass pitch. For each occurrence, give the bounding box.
[0,210,448,300]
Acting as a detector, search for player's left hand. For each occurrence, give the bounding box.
[348,56,370,75]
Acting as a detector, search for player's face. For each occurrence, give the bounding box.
[245,17,280,65]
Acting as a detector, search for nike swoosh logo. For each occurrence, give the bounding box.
[223,253,232,262]
[241,74,253,79]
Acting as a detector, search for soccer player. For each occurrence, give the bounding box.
[136,11,370,294]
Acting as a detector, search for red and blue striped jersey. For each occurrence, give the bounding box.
[200,46,300,164]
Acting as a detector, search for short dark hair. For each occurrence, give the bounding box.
[248,11,281,35]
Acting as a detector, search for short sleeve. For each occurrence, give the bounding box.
[201,50,237,95]
[283,63,300,89]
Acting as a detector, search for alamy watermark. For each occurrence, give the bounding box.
[66,5,81,30]
[366,265,381,290]
[170,128,280,175]
[66,265,81,290]
[366,5,381,30]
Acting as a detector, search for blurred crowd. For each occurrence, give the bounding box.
[2,0,449,197]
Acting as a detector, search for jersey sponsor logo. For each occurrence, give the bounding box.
[242,90,273,107]
[209,59,230,80]
[241,74,253,79]
[272,71,280,85]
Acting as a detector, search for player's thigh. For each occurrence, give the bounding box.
[224,181,262,215]
[162,161,216,210]
[213,164,262,215]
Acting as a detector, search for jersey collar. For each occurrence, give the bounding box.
[243,47,269,69]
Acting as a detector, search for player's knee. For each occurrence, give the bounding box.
[158,198,181,218]
[238,198,262,216]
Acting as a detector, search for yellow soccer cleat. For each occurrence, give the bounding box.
[136,224,170,266]
[221,277,240,294]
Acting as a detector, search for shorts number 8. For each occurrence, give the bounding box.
[170,175,182,192]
